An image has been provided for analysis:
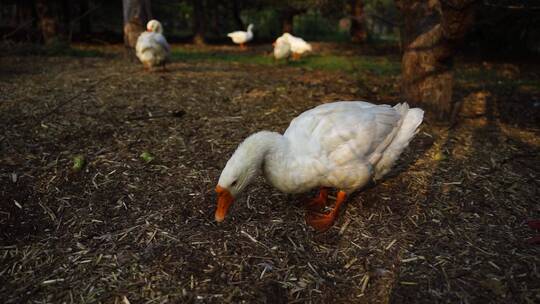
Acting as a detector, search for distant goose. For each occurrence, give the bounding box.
[136,20,170,71]
[281,33,312,60]
[227,24,254,50]
[273,34,291,60]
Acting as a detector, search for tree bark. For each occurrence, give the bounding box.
[192,0,206,45]
[13,0,36,41]
[61,0,70,32]
[80,0,91,36]
[207,0,220,36]
[281,8,296,34]
[231,0,244,30]
[15,0,35,25]
[350,0,367,43]
[397,0,475,121]
[35,0,59,44]
[122,0,152,48]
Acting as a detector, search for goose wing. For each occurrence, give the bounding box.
[283,101,402,166]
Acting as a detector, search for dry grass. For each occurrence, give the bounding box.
[0,44,539,303]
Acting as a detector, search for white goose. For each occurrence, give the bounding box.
[281,33,312,60]
[273,34,291,60]
[135,20,170,70]
[227,24,254,50]
[215,101,424,231]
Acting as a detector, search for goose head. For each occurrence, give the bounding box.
[280,33,292,43]
[146,19,163,34]
[215,143,260,221]
[215,132,276,222]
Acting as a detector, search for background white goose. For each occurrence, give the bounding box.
[135,19,170,70]
[281,33,312,60]
[227,24,254,50]
[273,34,291,60]
[215,101,424,231]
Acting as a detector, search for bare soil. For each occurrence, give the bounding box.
[0,43,539,303]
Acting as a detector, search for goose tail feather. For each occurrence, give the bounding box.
[373,103,424,180]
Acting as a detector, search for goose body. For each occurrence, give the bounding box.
[281,33,312,57]
[273,35,291,60]
[135,20,170,69]
[215,101,424,231]
[227,24,254,48]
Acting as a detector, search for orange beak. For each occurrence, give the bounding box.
[272,42,276,47]
[215,185,234,222]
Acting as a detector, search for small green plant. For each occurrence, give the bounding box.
[72,155,86,171]
[140,151,155,163]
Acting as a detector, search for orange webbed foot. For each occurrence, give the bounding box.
[305,187,328,212]
[306,210,337,232]
[305,190,347,232]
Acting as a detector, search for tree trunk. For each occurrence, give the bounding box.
[350,0,367,43]
[80,0,91,36]
[397,0,475,121]
[14,0,36,41]
[122,0,152,48]
[231,0,244,30]
[208,1,220,36]
[61,0,70,33]
[281,9,295,34]
[35,0,59,44]
[15,0,35,25]
[192,0,206,45]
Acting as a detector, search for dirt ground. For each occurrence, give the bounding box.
[0,44,539,303]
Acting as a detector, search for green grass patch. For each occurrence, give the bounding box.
[294,55,399,76]
[171,48,400,75]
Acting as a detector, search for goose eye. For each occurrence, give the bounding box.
[231,180,238,187]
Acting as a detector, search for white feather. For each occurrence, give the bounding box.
[281,33,312,55]
[218,101,424,197]
[273,35,291,59]
[373,104,424,180]
[135,20,170,67]
[227,24,254,45]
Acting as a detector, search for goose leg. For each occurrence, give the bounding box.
[143,62,151,72]
[305,187,329,212]
[306,190,347,232]
[240,43,246,50]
